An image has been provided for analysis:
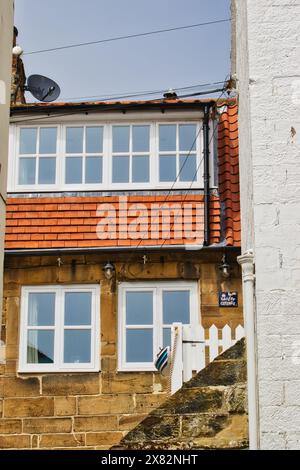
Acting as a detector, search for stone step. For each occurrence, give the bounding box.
[114,338,248,450]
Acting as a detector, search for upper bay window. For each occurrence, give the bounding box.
[9,120,215,191]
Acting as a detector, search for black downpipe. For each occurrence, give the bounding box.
[203,104,211,246]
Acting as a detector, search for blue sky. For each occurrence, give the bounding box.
[14,0,231,102]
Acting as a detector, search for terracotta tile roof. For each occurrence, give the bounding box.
[5,195,221,250]
[218,101,240,246]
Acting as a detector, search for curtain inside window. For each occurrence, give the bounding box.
[27,295,39,363]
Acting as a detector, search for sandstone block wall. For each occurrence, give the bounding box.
[0,251,243,449]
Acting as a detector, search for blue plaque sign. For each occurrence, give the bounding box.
[219,291,238,307]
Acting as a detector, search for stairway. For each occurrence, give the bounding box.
[113,338,248,450]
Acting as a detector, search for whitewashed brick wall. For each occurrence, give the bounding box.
[234,0,300,449]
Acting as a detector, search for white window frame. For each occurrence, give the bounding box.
[19,284,100,373]
[15,125,60,191]
[156,122,201,188]
[9,118,216,192]
[118,281,199,372]
[62,124,105,191]
[109,123,154,189]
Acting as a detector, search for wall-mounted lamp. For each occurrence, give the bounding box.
[12,45,24,57]
[219,254,231,279]
[103,261,115,280]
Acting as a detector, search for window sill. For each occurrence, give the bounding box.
[18,367,101,374]
[117,366,157,373]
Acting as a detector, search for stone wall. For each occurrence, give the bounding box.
[233,0,300,449]
[11,27,26,106]
[0,250,243,449]
[115,338,248,449]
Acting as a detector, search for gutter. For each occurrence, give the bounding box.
[4,245,241,257]
[10,100,215,117]
[238,250,260,449]
[203,103,211,245]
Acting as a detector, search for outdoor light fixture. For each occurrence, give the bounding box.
[12,45,23,57]
[219,254,231,279]
[103,261,115,280]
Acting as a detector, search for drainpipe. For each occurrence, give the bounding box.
[238,249,260,449]
[203,104,210,246]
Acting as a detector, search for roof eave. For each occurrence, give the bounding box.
[10,99,217,116]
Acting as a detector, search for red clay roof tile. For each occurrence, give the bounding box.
[5,195,220,250]
[218,101,240,246]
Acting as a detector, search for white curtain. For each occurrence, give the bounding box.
[27,294,39,363]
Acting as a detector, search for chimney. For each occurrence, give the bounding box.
[11,26,26,105]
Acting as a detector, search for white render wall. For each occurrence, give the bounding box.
[234,0,300,449]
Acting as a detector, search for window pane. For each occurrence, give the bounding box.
[65,292,92,326]
[159,125,176,151]
[64,329,91,363]
[20,128,37,154]
[126,291,153,325]
[132,126,150,152]
[39,127,57,154]
[85,156,102,184]
[113,126,129,152]
[126,329,153,362]
[65,157,83,184]
[66,127,84,153]
[19,158,36,185]
[163,290,190,324]
[132,155,149,183]
[112,155,129,183]
[86,127,103,153]
[179,124,196,151]
[163,328,171,348]
[159,155,176,182]
[27,330,54,364]
[38,157,56,184]
[179,155,196,182]
[28,292,55,326]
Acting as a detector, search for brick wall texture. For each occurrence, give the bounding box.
[234,0,300,449]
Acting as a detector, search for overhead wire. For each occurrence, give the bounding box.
[59,81,225,102]
[24,19,231,55]
[11,85,226,124]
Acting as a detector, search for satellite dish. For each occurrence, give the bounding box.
[25,74,61,102]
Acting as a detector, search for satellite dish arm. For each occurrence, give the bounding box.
[42,86,55,101]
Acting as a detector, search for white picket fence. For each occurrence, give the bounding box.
[170,323,245,394]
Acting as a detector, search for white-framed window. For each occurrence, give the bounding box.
[118,281,199,371]
[111,124,151,185]
[9,120,216,192]
[64,125,104,187]
[158,123,198,183]
[17,126,58,189]
[19,285,100,373]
